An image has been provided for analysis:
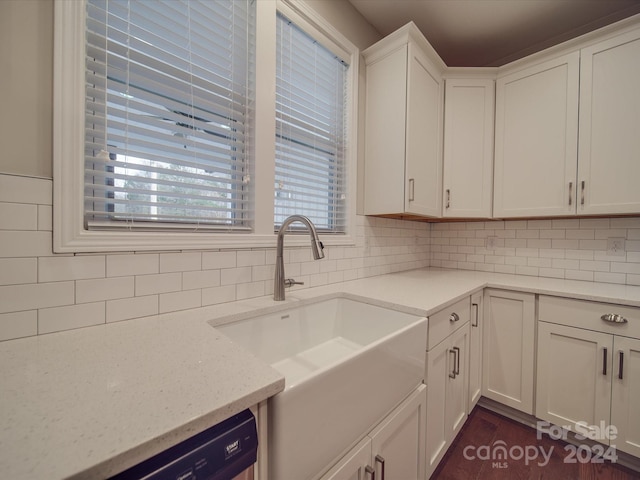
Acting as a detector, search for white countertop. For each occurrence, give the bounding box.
[1,268,639,479]
[0,310,284,480]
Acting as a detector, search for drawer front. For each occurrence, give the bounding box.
[539,295,640,339]
[427,297,470,350]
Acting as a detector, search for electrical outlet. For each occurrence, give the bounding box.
[486,236,498,250]
[607,238,626,257]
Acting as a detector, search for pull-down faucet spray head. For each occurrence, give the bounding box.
[274,215,324,301]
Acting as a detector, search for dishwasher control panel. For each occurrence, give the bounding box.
[109,409,257,480]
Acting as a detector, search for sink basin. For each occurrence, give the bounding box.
[215,295,427,480]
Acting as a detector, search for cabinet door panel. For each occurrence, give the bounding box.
[425,339,450,476]
[320,437,372,480]
[494,53,579,217]
[482,290,535,414]
[446,325,469,437]
[405,44,443,216]
[468,292,483,410]
[443,79,494,218]
[578,29,640,214]
[363,45,408,215]
[611,336,640,457]
[536,322,612,433]
[370,385,426,480]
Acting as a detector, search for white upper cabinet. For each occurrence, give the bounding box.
[363,23,444,218]
[578,27,640,215]
[493,53,580,218]
[442,78,495,218]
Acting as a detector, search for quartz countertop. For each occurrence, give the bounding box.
[0,310,285,480]
[1,268,638,480]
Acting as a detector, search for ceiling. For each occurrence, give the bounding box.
[347,0,640,67]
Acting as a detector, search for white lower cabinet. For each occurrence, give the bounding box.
[320,384,427,480]
[425,297,470,478]
[482,289,535,414]
[611,336,640,458]
[536,295,640,458]
[320,437,373,480]
[468,291,483,411]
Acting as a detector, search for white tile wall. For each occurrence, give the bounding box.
[0,174,430,341]
[430,218,640,285]
[6,170,635,342]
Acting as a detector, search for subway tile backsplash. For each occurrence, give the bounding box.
[2,172,639,342]
[0,174,429,341]
[430,218,640,285]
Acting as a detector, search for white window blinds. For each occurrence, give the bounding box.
[85,0,255,230]
[275,12,348,233]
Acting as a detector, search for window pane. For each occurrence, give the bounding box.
[85,0,255,229]
[275,12,348,232]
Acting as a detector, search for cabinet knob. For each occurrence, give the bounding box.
[449,312,460,323]
[601,313,628,324]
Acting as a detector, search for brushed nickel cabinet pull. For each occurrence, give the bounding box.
[446,189,450,209]
[453,346,461,376]
[569,181,573,206]
[449,312,460,323]
[603,347,607,376]
[408,178,415,202]
[365,465,375,480]
[601,313,628,324]
[375,455,385,480]
[581,180,585,206]
[472,302,479,327]
[619,351,624,380]
[449,349,457,378]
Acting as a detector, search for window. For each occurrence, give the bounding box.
[275,12,348,233]
[54,0,357,252]
[85,0,254,230]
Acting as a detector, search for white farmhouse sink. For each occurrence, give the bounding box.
[215,295,427,480]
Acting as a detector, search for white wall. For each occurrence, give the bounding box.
[0,0,53,178]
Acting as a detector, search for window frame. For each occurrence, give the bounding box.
[53,0,358,253]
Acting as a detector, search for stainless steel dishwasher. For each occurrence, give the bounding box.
[109,409,258,480]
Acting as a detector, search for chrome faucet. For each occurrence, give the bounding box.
[274,215,324,301]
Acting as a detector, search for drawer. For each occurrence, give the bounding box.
[538,295,640,339]
[427,297,470,350]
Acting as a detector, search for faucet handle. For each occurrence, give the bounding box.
[284,278,304,288]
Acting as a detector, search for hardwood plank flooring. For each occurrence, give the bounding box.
[432,407,639,480]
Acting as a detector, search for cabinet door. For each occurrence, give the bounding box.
[611,336,640,457]
[425,337,451,477]
[425,326,468,478]
[320,437,372,480]
[370,384,427,480]
[493,53,579,217]
[536,322,612,434]
[364,44,408,216]
[443,79,494,218]
[405,43,443,217]
[468,292,483,410]
[446,325,469,438]
[482,289,535,414]
[578,28,640,215]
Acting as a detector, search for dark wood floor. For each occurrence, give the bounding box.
[432,406,640,480]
